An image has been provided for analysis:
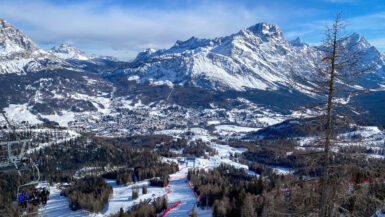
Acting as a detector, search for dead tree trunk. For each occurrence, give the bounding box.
[319,13,340,217]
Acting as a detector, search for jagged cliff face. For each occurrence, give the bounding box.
[0,18,39,56]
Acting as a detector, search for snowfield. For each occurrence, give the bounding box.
[2,104,42,125]
[96,180,168,217]
[39,185,87,217]
[266,165,294,175]
[214,125,261,136]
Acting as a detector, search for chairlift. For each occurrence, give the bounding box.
[0,110,49,216]
[0,110,32,175]
[0,140,31,174]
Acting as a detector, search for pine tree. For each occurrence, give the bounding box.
[240,194,256,217]
[132,186,139,200]
[162,197,167,210]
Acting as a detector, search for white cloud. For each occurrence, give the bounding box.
[2,0,382,58]
[0,1,260,59]
[0,0,324,59]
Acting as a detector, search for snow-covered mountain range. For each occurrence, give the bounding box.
[1,17,385,130]
[119,22,385,92]
[1,17,384,90]
[0,18,118,75]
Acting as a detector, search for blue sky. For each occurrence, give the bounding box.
[1,0,384,59]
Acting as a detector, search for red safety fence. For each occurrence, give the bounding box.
[187,181,199,199]
[158,201,182,217]
[163,186,172,197]
[185,180,199,215]
[157,167,187,216]
[157,166,207,216]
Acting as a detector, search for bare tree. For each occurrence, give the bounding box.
[315,13,368,217]
[318,13,343,217]
[285,12,383,217]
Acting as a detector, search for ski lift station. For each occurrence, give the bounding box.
[176,157,196,168]
[185,157,196,168]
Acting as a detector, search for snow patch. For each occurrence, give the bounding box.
[2,104,42,125]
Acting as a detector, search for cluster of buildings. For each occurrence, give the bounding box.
[67,98,280,137]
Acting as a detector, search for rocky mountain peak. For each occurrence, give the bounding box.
[134,48,158,61]
[0,18,12,30]
[50,43,93,60]
[0,18,75,74]
[172,36,212,50]
[0,17,40,57]
[290,37,305,47]
[346,33,372,50]
[51,43,80,53]
[247,22,284,39]
[0,18,16,33]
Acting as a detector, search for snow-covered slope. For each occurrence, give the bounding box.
[0,18,70,74]
[119,23,385,92]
